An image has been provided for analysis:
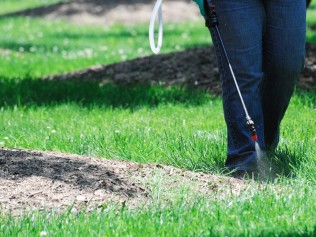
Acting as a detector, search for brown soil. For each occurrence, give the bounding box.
[0,0,201,26]
[0,148,248,215]
[44,44,316,93]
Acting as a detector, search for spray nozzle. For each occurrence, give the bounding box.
[247,119,258,142]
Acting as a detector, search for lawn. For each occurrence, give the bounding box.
[0,1,315,236]
[0,17,210,79]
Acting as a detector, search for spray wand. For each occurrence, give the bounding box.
[203,1,258,142]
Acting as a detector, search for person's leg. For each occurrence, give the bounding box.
[207,0,265,171]
[262,0,306,150]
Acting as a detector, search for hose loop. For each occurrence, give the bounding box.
[149,0,163,54]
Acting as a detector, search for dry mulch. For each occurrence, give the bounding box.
[0,148,247,215]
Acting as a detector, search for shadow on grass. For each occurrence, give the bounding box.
[0,41,54,53]
[260,227,316,237]
[0,78,212,110]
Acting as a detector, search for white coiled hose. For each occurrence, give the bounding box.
[149,0,163,54]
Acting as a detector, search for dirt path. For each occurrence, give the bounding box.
[0,148,248,215]
[0,0,202,26]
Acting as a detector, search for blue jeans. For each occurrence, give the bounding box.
[207,0,306,171]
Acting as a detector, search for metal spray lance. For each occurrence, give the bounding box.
[148,0,258,142]
[203,1,258,142]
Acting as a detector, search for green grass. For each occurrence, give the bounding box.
[0,0,66,15]
[307,1,316,23]
[0,85,315,177]
[0,84,225,171]
[307,1,316,41]
[0,17,209,79]
[0,4,316,237]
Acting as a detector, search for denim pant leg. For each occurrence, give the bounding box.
[262,0,306,150]
[208,0,265,171]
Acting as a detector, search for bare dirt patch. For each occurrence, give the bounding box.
[0,148,248,215]
[45,46,222,93]
[44,44,316,93]
[0,0,202,26]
